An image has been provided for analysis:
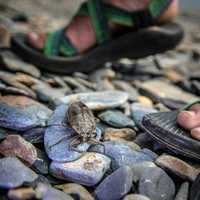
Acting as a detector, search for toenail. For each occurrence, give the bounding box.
[29,32,39,41]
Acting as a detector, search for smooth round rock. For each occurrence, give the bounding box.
[123,194,151,200]
[95,166,133,200]
[35,183,73,200]
[0,95,52,122]
[89,141,156,169]
[57,183,94,200]
[0,102,42,131]
[175,182,189,200]
[55,91,129,110]
[156,155,200,181]
[0,135,37,165]
[50,152,111,186]
[8,187,35,200]
[104,128,136,141]
[131,162,157,182]
[139,167,175,200]
[0,157,38,189]
[131,103,157,126]
[98,110,136,128]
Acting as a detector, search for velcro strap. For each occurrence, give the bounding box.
[87,0,110,44]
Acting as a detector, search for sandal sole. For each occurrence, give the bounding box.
[141,111,200,161]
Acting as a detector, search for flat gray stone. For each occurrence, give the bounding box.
[0,157,38,189]
[55,91,129,110]
[89,141,156,169]
[98,110,136,128]
[95,166,133,200]
[139,167,175,200]
[50,153,111,186]
[156,155,200,181]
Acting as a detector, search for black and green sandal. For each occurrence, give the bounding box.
[11,0,183,74]
[141,100,200,161]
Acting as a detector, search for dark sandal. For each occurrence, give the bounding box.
[11,0,183,74]
[141,100,200,161]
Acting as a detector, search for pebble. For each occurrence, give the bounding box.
[113,80,139,101]
[98,110,136,129]
[8,187,36,200]
[137,96,153,107]
[35,183,73,200]
[131,162,157,182]
[0,135,38,165]
[33,148,49,174]
[123,194,151,200]
[104,128,136,141]
[55,91,129,110]
[0,24,10,48]
[0,102,44,131]
[89,141,156,169]
[50,152,111,186]
[57,183,94,200]
[95,166,133,200]
[174,182,189,200]
[131,103,157,126]
[190,173,200,200]
[140,80,198,102]
[0,157,38,189]
[0,51,41,78]
[0,95,52,122]
[139,167,175,200]
[32,82,66,103]
[156,155,200,181]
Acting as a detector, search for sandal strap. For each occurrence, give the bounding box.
[87,0,110,44]
[179,100,200,112]
[44,29,77,56]
[44,0,173,56]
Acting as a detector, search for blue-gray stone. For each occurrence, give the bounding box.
[131,103,157,126]
[95,166,133,200]
[131,162,157,182]
[36,184,73,200]
[50,153,111,186]
[45,104,102,162]
[175,182,189,200]
[98,110,136,128]
[0,102,42,131]
[89,141,155,169]
[47,104,68,126]
[0,157,38,189]
[139,167,175,200]
[55,91,129,110]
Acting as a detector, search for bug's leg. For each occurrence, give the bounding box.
[49,134,73,149]
[88,138,105,154]
[69,135,84,153]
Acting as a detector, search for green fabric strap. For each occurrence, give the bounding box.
[60,35,77,56]
[44,29,77,56]
[87,0,110,44]
[44,0,172,56]
[149,0,172,18]
[44,29,63,56]
[179,100,200,112]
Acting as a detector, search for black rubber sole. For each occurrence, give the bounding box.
[11,22,184,74]
[141,111,200,161]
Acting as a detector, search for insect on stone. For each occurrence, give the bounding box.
[50,101,103,152]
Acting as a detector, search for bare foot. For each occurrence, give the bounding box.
[28,0,178,54]
[177,104,200,140]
